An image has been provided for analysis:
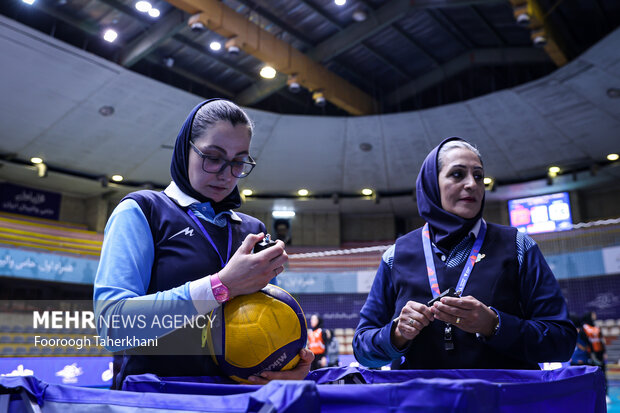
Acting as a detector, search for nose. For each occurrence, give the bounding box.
[463,173,476,189]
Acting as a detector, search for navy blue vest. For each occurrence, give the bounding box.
[114,190,266,387]
[391,222,538,370]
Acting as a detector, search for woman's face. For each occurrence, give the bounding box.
[188,120,251,202]
[438,148,485,219]
[310,315,319,328]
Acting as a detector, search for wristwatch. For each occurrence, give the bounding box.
[210,274,230,304]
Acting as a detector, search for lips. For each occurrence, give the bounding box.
[460,197,476,202]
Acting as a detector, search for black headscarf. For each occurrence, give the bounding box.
[170,99,242,213]
[415,137,485,251]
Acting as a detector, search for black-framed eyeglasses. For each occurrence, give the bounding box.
[190,141,256,178]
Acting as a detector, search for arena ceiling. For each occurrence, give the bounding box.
[0,0,619,216]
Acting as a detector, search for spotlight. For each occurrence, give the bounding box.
[335,0,346,5]
[516,13,530,26]
[352,9,367,22]
[209,41,222,51]
[189,14,206,32]
[30,157,43,164]
[111,175,123,182]
[548,166,560,175]
[242,189,253,196]
[361,188,373,196]
[22,0,36,5]
[297,189,309,197]
[36,162,47,178]
[607,153,619,161]
[148,8,160,18]
[287,75,300,93]
[163,56,174,68]
[103,29,118,43]
[135,1,151,12]
[225,37,240,56]
[531,30,547,48]
[313,90,326,107]
[260,66,276,79]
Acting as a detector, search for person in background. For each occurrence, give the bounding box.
[353,137,576,370]
[274,219,292,245]
[582,311,608,398]
[569,315,595,366]
[308,314,327,370]
[324,328,340,367]
[94,99,312,388]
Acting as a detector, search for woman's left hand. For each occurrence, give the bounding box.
[430,295,498,337]
[247,348,314,384]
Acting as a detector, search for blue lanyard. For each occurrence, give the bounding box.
[187,209,232,268]
[422,221,486,298]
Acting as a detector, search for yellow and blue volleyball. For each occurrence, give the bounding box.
[205,284,307,383]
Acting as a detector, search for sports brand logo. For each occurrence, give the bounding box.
[168,227,194,240]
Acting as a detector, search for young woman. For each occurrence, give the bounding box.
[94,99,312,388]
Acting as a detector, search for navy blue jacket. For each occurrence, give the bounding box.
[353,222,576,369]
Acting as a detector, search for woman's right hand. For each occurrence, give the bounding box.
[217,233,288,298]
[391,301,434,349]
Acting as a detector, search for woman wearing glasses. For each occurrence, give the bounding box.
[94,99,313,388]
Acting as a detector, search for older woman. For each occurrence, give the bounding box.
[94,99,312,388]
[353,137,576,370]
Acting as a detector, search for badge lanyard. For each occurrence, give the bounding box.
[187,209,232,268]
[421,220,486,350]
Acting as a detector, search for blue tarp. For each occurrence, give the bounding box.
[0,366,605,412]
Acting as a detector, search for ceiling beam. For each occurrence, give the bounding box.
[307,0,503,63]
[165,0,376,115]
[385,47,550,106]
[235,0,503,106]
[120,9,186,67]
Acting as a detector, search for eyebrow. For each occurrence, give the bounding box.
[200,144,249,157]
[449,164,484,170]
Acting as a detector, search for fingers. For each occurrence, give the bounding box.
[431,295,495,335]
[240,232,265,254]
[395,301,434,341]
[247,349,313,384]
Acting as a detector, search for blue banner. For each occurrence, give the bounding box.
[0,183,61,220]
[0,247,98,284]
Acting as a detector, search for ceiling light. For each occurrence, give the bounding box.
[103,29,118,43]
[163,56,174,68]
[148,8,160,18]
[22,0,36,4]
[608,153,619,161]
[272,210,296,219]
[607,88,620,98]
[361,188,373,196]
[36,163,47,178]
[242,189,253,196]
[260,66,276,79]
[135,1,151,12]
[352,10,367,22]
[313,91,326,107]
[516,13,530,26]
[483,177,493,185]
[548,166,560,174]
[334,0,346,5]
[297,189,309,197]
[30,157,43,164]
[111,175,123,182]
[99,105,115,116]
[209,41,222,51]
[287,75,300,93]
[225,37,240,56]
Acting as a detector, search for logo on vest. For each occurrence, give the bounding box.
[169,227,194,240]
